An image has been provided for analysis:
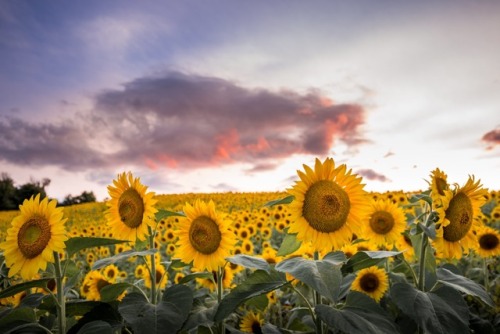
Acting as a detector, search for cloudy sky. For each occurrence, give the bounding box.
[1,0,499,201]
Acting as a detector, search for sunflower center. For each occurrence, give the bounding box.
[479,233,499,250]
[189,216,222,254]
[118,188,145,228]
[359,273,379,292]
[302,180,351,233]
[443,192,473,242]
[251,321,263,334]
[436,177,448,196]
[155,269,163,283]
[17,216,51,259]
[369,211,395,235]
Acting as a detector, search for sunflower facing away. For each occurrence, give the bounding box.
[287,157,369,251]
[175,199,234,271]
[106,172,158,242]
[0,194,67,280]
[361,199,407,248]
[475,225,500,258]
[351,266,388,302]
[433,176,488,259]
[240,311,264,333]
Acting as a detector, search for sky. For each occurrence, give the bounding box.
[0,0,499,202]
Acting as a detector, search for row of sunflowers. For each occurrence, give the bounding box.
[0,157,499,333]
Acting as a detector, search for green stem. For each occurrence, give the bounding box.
[418,233,427,292]
[401,256,418,285]
[216,266,225,334]
[53,251,66,334]
[483,258,489,291]
[148,227,157,304]
[290,284,315,321]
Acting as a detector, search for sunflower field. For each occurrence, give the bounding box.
[0,158,499,334]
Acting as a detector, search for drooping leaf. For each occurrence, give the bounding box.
[178,272,213,284]
[155,209,185,222]
[119,285,193,334]
[65,237,129,258]
[0,307,36,329]
[275,256,342,302]
[92,249,158,270]
[436,268,494,307]
[214,269,286,322]
[263,195,294,207]
[342,251,401,274]
[276,232,301,256]
[226,254,270,272]
[99,282,138,302]
[322,251,347,265]
[0,278,52,299]
[76,320,113,334]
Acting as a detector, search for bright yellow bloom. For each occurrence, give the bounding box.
[240,311,264,333]
[287,157,369,251]
[106,172,157,242]
[0,194,67,280]
[361,199,407,247]
[351,266,388,302]
[175,200,234,271]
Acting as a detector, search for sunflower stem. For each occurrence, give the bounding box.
[290,284,315,322]
[483,258,489,291]
[417,231,427,292]
[148,227,157,304]
[216,266,225,334]
[53,251,66,334]
[313,251,324,334]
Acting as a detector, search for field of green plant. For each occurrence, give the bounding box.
[0,159,499,334]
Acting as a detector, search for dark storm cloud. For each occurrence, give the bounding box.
[482,127,500,150]
[0,72,367,171]
[356,168,390,182]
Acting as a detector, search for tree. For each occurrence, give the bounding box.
[0,173,17,210]
[61,190,97,206]
[15,177,48,204]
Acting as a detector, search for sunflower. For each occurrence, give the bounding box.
[195,266,234,291]
[475,226,500,258]
[361,199,407,247]
[351,266,388,302]
[174,200,234,271]
[428,168,453,207]
[0,194,67,280]
[433,176,488,259]
[240,311,264,333]
[81,270,114,301]
[287,157,369,251]
[395,233,415,262]
[103,264,120,281]
[106,172,158,242]
[144,263,168,290]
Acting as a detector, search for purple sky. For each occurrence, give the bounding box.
[1,0,499,201]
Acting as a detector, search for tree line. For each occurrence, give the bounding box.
[0,173,96,211]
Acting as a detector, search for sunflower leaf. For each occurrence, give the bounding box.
[92,249,157,270]
[178,272,214,284]
[155,209,185,222]
[65,237,129,258]
[74,320,113,334]
[436,268,494,307]
[226,254,271,272]
[100,282,136,302]
[0,278,52,299]
[276,232,301,256]
[262,195,294,207]
[341,251,401,274]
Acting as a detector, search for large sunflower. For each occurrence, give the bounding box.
[287,157,369,251]
[351,266,388,302]
[174,200,234,271]
[433,176,488,259]
[475,225,500,258]
[106,172,157,242]
[0,194,67,280]
[361,199,407,247]
[240,311,264,333]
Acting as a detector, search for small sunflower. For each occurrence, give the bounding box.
[351,266,388,302]
[106,172,158,242]
[195,266,234,291]
[287,157,369,251]
[240,311,264,333]
[475,226,500,258]
[361,199,407,247]
[433,176,488,259]
[103,264,120,281]
[0,194,67,280]
[144,263,167,290]
[395,233,415,262]
[428,168,453,207]
[175,200,234,271]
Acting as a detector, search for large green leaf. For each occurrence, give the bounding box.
[0,278,52,299]
[67,302,122,334]
[322,251,347,265]
[92,249,158,270]
[119,285,193,334]
[342,251,401,274]
[276,232,301,256]
[275,256,342,302]
[226,254,270,272]
[76,320,113,334]
[436,267,494,307]
[99,282,138,302]
[65,237,129,258]
[66,301,106,317]
[262,195,294,207]
[316,292,399,334]
[155,209,185,222]
[214,269,287,322]
[390,282,469,334]
[0,307,36,330]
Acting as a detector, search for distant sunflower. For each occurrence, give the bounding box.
[351,266,388,302]
[395,233,415,262]
[106,172,157,242]
[103,264,120,281]
[240,311,264,333]
[175,200,234,271]
[428,168,453,207]
[0,194,67,280]
[434,176,488,259]
[361,199,407,247]
[475,226,500,258]
[144,263,167,290]
[287,158,369,250]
